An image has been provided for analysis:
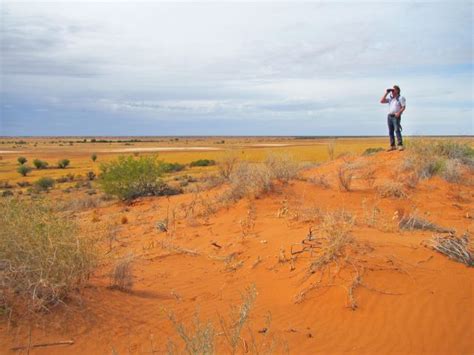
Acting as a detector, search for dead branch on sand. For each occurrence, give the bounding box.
[424,233,473,266]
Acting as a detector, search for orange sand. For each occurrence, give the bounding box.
[1,150,473,354]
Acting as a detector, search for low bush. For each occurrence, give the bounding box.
[0,198,97,311]
[403,140,473,181]
[57,159,70,169]
[91,153,97,162]
[33,159,49,169]
[190,159,216,167]
[17,157,27,165]
[377,181,408,199]
[225,162,273,200]
[34,177,55,192]
[98,155,174,200]
[17,165,32,177]
[109,255,134,291]
[162,162,186,172]
[264,153,300,183]
[218,151,240,179]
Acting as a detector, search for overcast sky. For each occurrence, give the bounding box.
[1,0,472,136]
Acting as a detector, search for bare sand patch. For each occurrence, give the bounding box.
[248,143,291,147]
[0,150,21,154]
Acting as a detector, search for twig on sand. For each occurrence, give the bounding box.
[11,340,74,351]
[425,233,473,266]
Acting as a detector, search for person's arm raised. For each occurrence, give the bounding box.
[380,91,390,104]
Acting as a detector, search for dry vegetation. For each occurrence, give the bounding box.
[425,234,473,267]
[1,137,473,354]
[0,198,97,313]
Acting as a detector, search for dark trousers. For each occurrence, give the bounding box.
[387,114,403,147]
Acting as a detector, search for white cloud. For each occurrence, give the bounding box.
[1,1,472,135]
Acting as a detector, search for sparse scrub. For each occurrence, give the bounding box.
[162,162,186,172]
[0,198,97,312]
[337,164,353,191]
[17,156,27,165]
[377,181,408,199]
[403,140,473,181]
[168,285,261,355]
[98,155,175,200]
[109,255,134,291]
[218,151,240,179]
[440,159,462,183]
[309,174,330,189]
[33,159,49,169]
[91,153,97,162]
[225,162,273,201]
[264,152,300,183]
[17,164,32,177]
[57,159,70,169]
[34,176,55,192]
[398,211,455,233]
[425,233,473,266]
[190,159,215,167]
[168,312,215,355]
[308,210,355,272]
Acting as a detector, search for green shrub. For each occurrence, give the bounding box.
[162,162,186,172]
[0,198,97,311]
[58,159,70,169]
[190,159,216,167]
[17,157,27,165]
[33,159,49,169]
[91,153,97,162]
[17,165,32,176]
[34,177,55,191]
[98,155,174,200]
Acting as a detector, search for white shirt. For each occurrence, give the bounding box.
[388,95,406,114]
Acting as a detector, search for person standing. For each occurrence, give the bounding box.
[380,85,406,151]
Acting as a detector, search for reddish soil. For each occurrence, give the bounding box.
[1,151,473,354]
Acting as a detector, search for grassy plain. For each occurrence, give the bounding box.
[0,135,447,185]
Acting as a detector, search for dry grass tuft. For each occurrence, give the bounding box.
[402,139,473,182]
[109,255,135,292]
[0,198,97,312]
[308,210,355,273]
[167,284,282,355]
[308,174,331,189]
[168,312,215,355]
[377,181,408,199]
[425,234,473,266]
[218,151,240,180]
[398,211,455,233]
[222,162,273,201]
[264,152,300,183]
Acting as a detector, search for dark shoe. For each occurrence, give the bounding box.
[387,146,396,152]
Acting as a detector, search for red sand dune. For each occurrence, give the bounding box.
[1,151,473,354]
